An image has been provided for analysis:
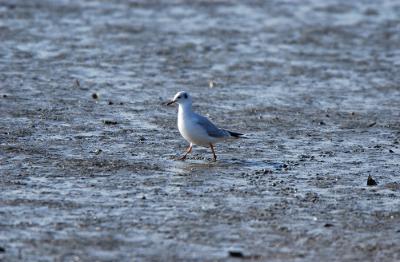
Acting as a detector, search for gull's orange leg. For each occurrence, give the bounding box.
[178,144,192,161]
[209,143,217,161]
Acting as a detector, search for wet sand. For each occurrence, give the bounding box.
[1,0,400,261]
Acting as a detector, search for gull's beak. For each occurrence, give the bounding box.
[166,100,176,106]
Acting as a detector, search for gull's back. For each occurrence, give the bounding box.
[192,113,229,139]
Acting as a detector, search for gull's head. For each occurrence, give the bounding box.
[167,91,192,106]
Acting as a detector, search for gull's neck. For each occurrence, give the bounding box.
[178,102,193,116]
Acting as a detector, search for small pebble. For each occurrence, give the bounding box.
[389,149,394,153]
[324,223,334,227]
[367,175,377,186]
[108,101,114,105]
[103,120,118,125]
[95,149,102,155]
[92,93,99,99]
[0,247,4,252]
[229,251,244,258]
[209,80,215,88]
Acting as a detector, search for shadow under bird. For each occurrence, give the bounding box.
[167,91,245,161]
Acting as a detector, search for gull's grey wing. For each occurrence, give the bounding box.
[193,113,229,138]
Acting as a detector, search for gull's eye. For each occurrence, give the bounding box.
[177,96,181,99]
[184,93,188,99]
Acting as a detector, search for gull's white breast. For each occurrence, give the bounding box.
[178,110,217,147]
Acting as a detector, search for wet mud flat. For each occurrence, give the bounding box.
[1,0,400,261]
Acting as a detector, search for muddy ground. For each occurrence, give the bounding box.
[1,0,400,261]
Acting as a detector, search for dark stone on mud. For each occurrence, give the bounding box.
[2,94,7,98]
[119,102,124,105]
[92,93,99,99]
[389,149,394,153]
[319,121,326,125]
[368,122,377,127]
[278,226,289,232]
[108,101,114,105]
[228,250,244,258]
[324,223,334,227]
[0,247,5,252]
[103,120,118,125]
[367,175,378,186]
[139,136,146,141]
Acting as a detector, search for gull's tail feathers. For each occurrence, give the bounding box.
[226,130,248,139]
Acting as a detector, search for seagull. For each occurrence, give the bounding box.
[167,91,245,161]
